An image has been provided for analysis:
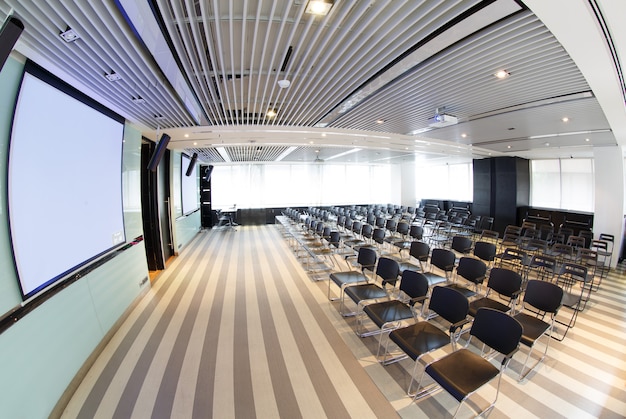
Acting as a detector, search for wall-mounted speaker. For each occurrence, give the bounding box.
[0,16,24,72]
[204,165,214,182]
[185,152,198,176]
[147,133,171,172]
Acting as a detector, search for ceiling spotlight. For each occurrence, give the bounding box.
[277,79,291,89]
[131,96,145,104]
[494,70,510,79]
[461,133,467,138]
[507,145,512,149]
[376,119,385,124]
[266,109,277,118]
[545,142,550,146]
[585,138,590,142]
[562,117,569,122]
[59,26,80,43]
[305,0,334,16]
[104,71,122,82]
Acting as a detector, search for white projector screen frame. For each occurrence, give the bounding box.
[8,62,126,300]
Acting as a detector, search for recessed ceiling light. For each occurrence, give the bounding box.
[184,134,189,138]
[266,109,277,118]
[507,145,512,149]
[545,142,550,146]
[494,70,510,79]
[562,117,569,122]
[461,133,467,138]
[193,142,197,145]
[321,133,327,137]
[59,26,80,43]
[277,79,290,89]
[305,0,334,16]
[376,119,385,124]
[585,138,590,142]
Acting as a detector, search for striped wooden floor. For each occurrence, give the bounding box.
[61,224,626,418]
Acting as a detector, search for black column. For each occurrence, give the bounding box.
[473,157,530,235]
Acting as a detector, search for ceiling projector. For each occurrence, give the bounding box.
[429,112,458,128]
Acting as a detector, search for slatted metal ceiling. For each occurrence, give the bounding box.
[0,0,617,163]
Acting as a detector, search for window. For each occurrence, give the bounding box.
[530,159,594,212]
[211,163,391,209]
[415,162,473,202]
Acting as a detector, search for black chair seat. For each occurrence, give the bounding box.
[425,348,499,402]
[389,322,451,361]
[344,284,388,304]
[422,272,447,286]
[468,298,510,317]
[398,261,421,273]
[445,283,476,299]
[513,312,549,346]
[330,271,368,288]
[363,300,414,328]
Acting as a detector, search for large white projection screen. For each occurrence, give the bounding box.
[9,69,126,299]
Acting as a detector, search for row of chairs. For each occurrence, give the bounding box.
[325,238,567,417]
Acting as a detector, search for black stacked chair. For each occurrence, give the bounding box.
[357,270,429,339]
[385,286,470,388]
[328,246,377,301]
[397,241,430,273]
[422,248,455,286]
[468,267,523,317]
[415,308,522,417]
[341,257,400,316]
[513,279,563,381]
[446,256,487,299]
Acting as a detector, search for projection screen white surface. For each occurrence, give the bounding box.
[9,71,126,298]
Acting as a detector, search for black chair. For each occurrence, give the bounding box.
[473,241,497,269]
[446,256,487,299]
[513,279,563,380]
[397,240,429,273]
[468,267,522,317]
[341,257,400,316]
[553,262,589,340]
[358,270,429,339]
[524,253,557,283]
[328,246,377,301]
[423,248,455,286]
[450,235,473,260]
[415,308,522,418]
[386,286,470,392]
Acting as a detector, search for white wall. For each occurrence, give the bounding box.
[593,146,624,266]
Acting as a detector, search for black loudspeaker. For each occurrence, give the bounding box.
[0,16,24,72]
[185,152,198,176]
[147,133,171,172]
[204,165,214,182]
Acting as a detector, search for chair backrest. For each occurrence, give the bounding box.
[385,218,398,233]
[430,248,456,272]
[375,216,386,228]
[372,227,386,244]
[329,231,341,248]
[566,235,586,249]
[409,225,424,240]
[474,241,496,262]
[598,233,615,252]
[559,262,588,282]
[487,267,522,298]
[396,220,410,235]
[451,236,472,254]
[409,241,430,261]
[351,221,363,235]
[529,254,557,272]
[578,230,593,248]
[470,308,522,356]
[523,280,563,314]
[361,223,373,239]
[550,243,573,256]
[429,286,469,324]
[538,224,554,241]
[577,248,598,265]
[376,257,401,286]
[356,247,377,273]
[456,257,487,285]
[399,270,430,301]
[479,229,499,243]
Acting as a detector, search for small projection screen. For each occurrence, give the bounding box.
[8,61,126,300]
[181,153,199,215]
